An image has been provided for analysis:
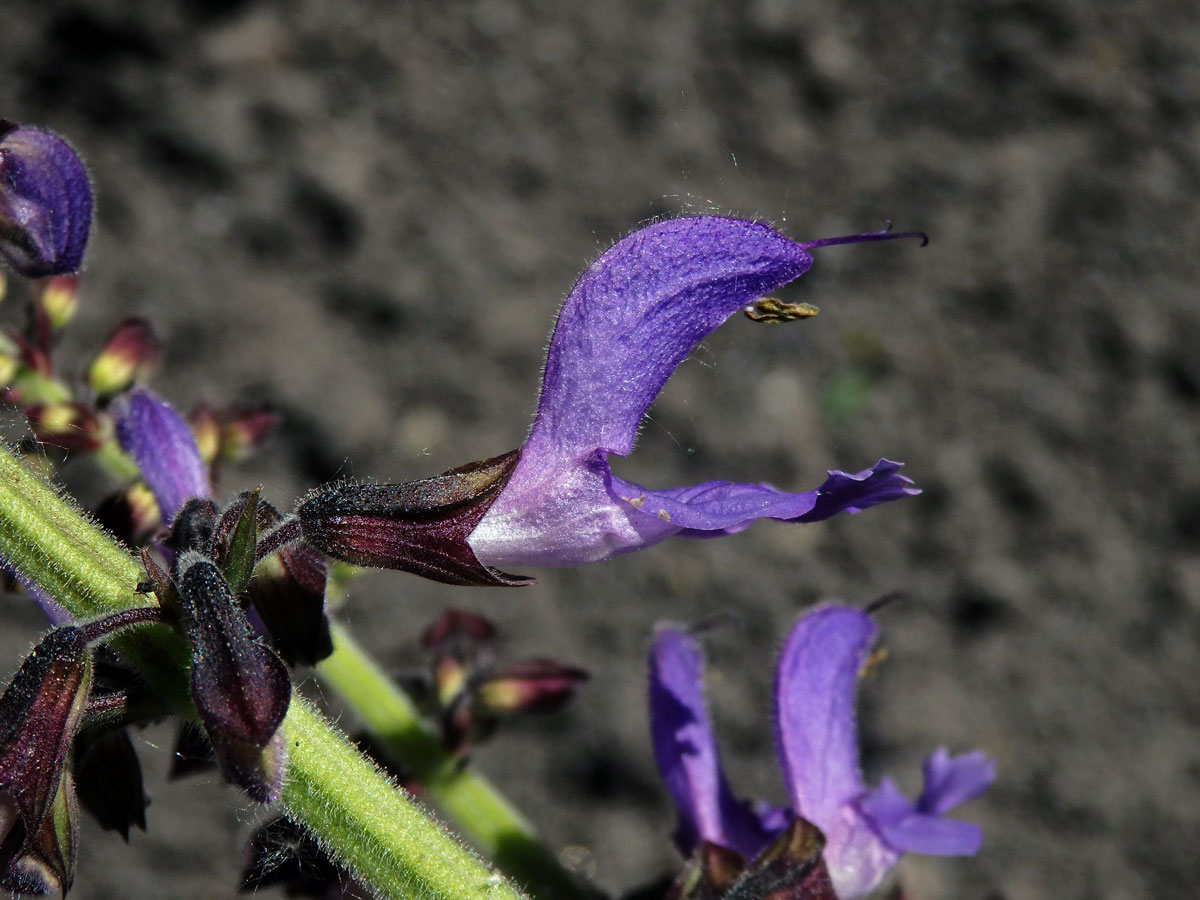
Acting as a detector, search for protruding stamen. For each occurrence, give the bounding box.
[801,220,929,250]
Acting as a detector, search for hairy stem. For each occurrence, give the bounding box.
[0,443,528,900]
[320,624,599,900]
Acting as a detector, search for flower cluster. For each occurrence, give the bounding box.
[0,114,994,899]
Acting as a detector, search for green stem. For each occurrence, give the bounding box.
[0,443,527,900]
[284,698,525,900]
[320,625,598,900]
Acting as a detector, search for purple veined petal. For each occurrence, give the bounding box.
[649,627,780,861]
[916,748,996,815]
[113,388,210,525]
[860,779,982,855]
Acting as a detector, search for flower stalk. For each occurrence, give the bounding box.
[0,441,529,900]
[319,622,598,900]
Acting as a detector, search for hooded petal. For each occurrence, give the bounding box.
[114,388,210,525]
[469,217,918,568]
[526,217,813,463]
[649,626,781,861]
[773,605,897,898]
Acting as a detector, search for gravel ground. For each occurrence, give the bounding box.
[2,2,1198,898]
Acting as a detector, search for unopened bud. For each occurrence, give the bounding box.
[95,482,161,546]
[475,659,588,716]
[0,627,91,895]
[25,401,105,452]
[188,403,221,465]
[174,553,291,802]
[421,608,496,653]
[34,275,78,330]
[0,122,92,279]
[87,317,162,396]
[219,405,278,462]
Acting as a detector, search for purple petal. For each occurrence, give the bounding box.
[649,627,780,860]
[114,389,210,524]
[0,123,92,278]
[773,605,904,897]
[773,605,875,829]
[860,779,982,855]
[784,460,919,523]
[917,748,996,815]
[468,217,918,569]
[614,459,917,537]
[527,217,813,463]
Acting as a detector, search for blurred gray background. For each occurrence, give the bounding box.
[2,1,1198,898]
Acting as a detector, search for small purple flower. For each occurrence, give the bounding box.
[650,604,995,898]
[113,388,210,526]
[467,216,920,570]
[0,121,92,278]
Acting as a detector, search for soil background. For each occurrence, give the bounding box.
[2,1,1198,899]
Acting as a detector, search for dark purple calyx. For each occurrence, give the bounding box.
[297,450,531,587]
[175,554,290,751]
[724,818,838,900]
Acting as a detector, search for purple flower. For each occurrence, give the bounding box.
[650,604,995,898]
[467,216,920,570]
[0,121,92,278]
[113,388,210,526]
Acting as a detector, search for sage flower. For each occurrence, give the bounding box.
[467,217,920,569]
[301,216,921,584]
[650,604,995,897]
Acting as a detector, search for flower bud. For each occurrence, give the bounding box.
[87,318,162,396]
[475,659,589,717]
[421,608,496,652]
[187,403,221,465]
[113,389,210,526]
[0,627,91,895]
[34,275,78,330]
[0,122,92,279]
[95,482,161,546]
[24,401,105,452]
[174,552,291,802]
[219,405,278,462]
